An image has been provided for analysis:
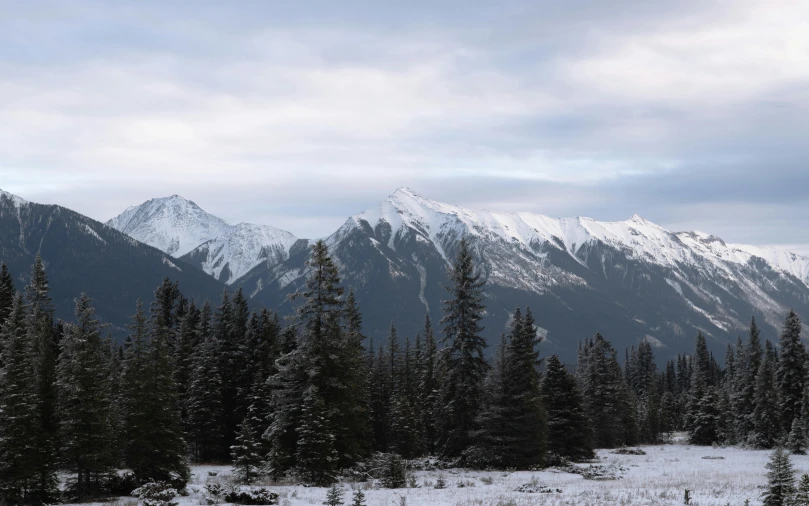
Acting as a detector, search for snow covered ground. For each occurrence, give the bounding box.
[66,440,809,506]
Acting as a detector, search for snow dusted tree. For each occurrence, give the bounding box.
[0,294,57,504]
[231,418,263,484]
[762,447,796,506]
[351,487,367,506]
[0,263,13,324]
[778,310,806,434]
[752,341,781,449]
[324,483,345,506]
[121,301,153,476]
[542,353,594,461]
[437,237,488,458]
[57,294,116,500]
[795,474,809,505]
[735,317,763,442]
[186,327,226,462]
[390,336,421,458]
[688,332,720,445]
[419,314,439,455]
[788,418,807,455]
[172,301,199,429]
[296,386,337,486]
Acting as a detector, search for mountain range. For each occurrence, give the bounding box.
[101,188,809,360]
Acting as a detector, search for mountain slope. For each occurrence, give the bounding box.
[108,196,302,284]
[0,189,225,332]
[238,188,809,360]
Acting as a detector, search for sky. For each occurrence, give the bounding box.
[1,0,807,253]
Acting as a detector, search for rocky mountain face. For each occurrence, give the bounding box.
[107,195,302,284]
[235,188,809,360]
[0,190,225,332]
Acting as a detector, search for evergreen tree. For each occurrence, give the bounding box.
[778,310,806,434]
[24,256,59,494]
[420,315,439,454]
[231,418,264,484]
[120,301,152,477]
[57,294,115,500]
[437,237,488,458]
[542,354,594,461]
[763,447,796,506]
[578,334,632,448]
[324,483,345,506]
[736,318,763,442]
[173,301,199,430]
[0,294,57,504]
[296,387,337,486]
[351,488,367,506]
[186,328,226,462]
[0,263,13,324]
[688,333,720,445]
[788,418,807,455]
[795,474,809,506]
[502,307,546,468]
[752,341,781,449]
[390,337,421,458]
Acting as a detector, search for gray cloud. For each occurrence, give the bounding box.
[0,0,807,252]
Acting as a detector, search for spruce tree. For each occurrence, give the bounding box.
[778,310,806,434]
[351,488,367,506]
[795,474,809,505]
[735,318,763,442]
[24,256,59,494]
[788,418,807,455]
[296,387,337,486]
[420,315,439,454]
[231,418,264,484]
[542,354,594,461]
[57,294,115,500]
[186,329,226,462]
[752,341,781,449]
[324,483,345,506]
[437,237,488,458]
[0,263,13,325]
[763,447,796,506]
[121,301,151,476]
[0,294,57,504]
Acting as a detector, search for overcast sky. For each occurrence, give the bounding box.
[1,0,807,252]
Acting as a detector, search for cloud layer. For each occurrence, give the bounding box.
[1,0,807,251]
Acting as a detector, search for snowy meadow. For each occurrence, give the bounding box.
[65,440,808,506]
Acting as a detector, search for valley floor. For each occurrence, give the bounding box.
[66,439,809,506]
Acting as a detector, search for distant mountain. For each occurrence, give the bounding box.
[107,196,302,284]
[235,188,809,360]
[0,189,225,332]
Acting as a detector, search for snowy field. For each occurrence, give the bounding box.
[66,440,809,506]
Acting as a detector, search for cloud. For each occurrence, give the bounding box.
[0,0,807,252]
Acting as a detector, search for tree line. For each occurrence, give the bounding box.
[0,239,804,504]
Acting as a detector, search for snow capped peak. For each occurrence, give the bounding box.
[108,196,300,284]
[0,188,29,209]
[107,195,232,257]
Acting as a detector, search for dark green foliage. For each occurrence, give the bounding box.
[324,484,345,506]
[763,447,796,506]
[351,487,367,506]
[752,341,781,449]
[187,323,226,462]
[381,453,407,489]
[795,474,809,505]
[0,294,57,505]
[0,263,13,324]
[578,333,634,448]
[57,294,116,500]
[788,418,807,455]
[778,310,805,432]
[437,237,489,458]
[231,418,264,484]
[542,354,594,461]
[296,387,337,486]
[419,315,439,454]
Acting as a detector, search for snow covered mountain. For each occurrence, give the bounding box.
[107,196,302,284]
[239,188,809,358]
[0,189,224,331]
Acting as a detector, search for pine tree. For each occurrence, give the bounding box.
[57,294,115,500]
[121,301,152,477]
[752,341,781,449]
[0,263,14,325]
[735,318,763,442]
[542,354,594,461]
[794,474,809,505]
[173,301,199,430]
[351,488,367,506]
[186,328,226,462]
[762,447,796,506]
[0,294,57,504]
[788,418,807,455]
[24,256,59,496]
[688,333,720,445]
[437,237,488,458]
[778,310,806,434]
[231,418,264,484]
[420,315,439,454]
[324,483,345,506]
[391,337,421,458]
[296,387,337,486]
